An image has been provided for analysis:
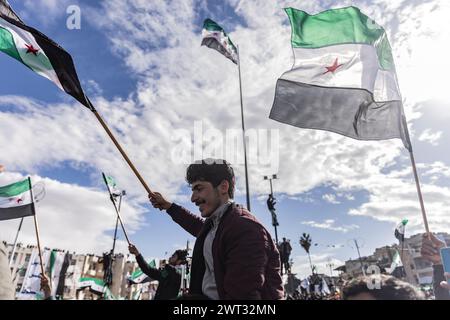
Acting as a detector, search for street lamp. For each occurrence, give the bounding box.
[264,175,279,245]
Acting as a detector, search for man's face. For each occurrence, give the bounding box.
[190,180,222,218]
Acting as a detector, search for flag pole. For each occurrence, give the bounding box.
[403,118,430,234]
[28,177,45,276]
[101,173,131,244]
[236,45,251,211]
[91,107,153,196]
[9,217,24,267]
[408,149,430,234]
[111,194,122,255]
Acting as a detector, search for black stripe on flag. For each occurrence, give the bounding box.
[0,203,34,221]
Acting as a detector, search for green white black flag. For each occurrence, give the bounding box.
[269,7,411,151]
[201,18,238,64]
[0,178,34,221]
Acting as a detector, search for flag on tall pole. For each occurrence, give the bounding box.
[270,7,410,150]
[0,0,154,197]
[270,6,430,233]
[0,179,34,221]
[201,18,251,211]
[201,18,238,64]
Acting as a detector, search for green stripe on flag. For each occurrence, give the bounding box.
[203,18,223,32]
[0,26,22,63]
[0,179,30,197]
[285,6,394,70]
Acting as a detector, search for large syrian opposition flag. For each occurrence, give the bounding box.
[201,18,238,64]
[270,7,411,151]
[0,178,34,221]
[0,0,92,110]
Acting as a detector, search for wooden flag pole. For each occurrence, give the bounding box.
[409,150,430,234]
[403,118,431,236]
[92,108,153,196]
[28,177,45,276]
[102,173,131,244]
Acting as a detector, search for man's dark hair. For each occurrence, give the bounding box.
[342,274,424,300]
[186,159,235,198]
[174,249,188,263]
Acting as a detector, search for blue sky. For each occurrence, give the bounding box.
[0,0,449,279]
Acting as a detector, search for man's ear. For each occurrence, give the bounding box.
[219,180,230,196]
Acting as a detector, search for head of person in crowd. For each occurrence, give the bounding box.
[186,159,235,218]
[342,274,425,300]
[168,249,188,266]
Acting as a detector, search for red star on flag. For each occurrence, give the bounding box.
[322,58,343,75]
[25,44,39,56]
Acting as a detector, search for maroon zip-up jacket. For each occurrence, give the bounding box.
[167,203,284,300]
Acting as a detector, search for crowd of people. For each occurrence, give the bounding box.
[0,159,449,300]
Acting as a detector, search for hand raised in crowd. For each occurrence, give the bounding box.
[128,244,140,256]
[440,273,450,290]
[421,233,446,265]
[148,192,172,211]
[40,274,52,299]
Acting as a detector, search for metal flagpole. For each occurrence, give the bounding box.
[354,239,366,276]
[28,177,45,276]
[111,193,123,255]
[9,217,24,267]
[236,46,251,211]
[102,173,131,244]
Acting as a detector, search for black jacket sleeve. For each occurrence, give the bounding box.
[136,254,162,281]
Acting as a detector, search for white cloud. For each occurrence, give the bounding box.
[302,219,360,233]
[418,129,442,146]
[18,0,74,26]
[291,253,344,279]
[322,194,340,204]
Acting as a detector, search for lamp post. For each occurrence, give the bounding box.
[264,175,279,245]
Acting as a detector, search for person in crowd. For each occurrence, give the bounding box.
[128,244,187,300]
[420,232,450,299]
[148,159,284,300]
[342,274,425,300]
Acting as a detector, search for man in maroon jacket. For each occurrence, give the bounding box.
[149,159,284,300]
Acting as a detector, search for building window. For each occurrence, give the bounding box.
[25,254,31,263]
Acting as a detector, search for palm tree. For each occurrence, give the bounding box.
[300,233,314,275]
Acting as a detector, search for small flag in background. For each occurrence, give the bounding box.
[105,175,125,198]
[201,18,238,64]
[395,219,408,242]
[77,277,107,295]
[269,7,411,151]
[127,259,156,284]
[0,0,92,109]
[0,179,34,221]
